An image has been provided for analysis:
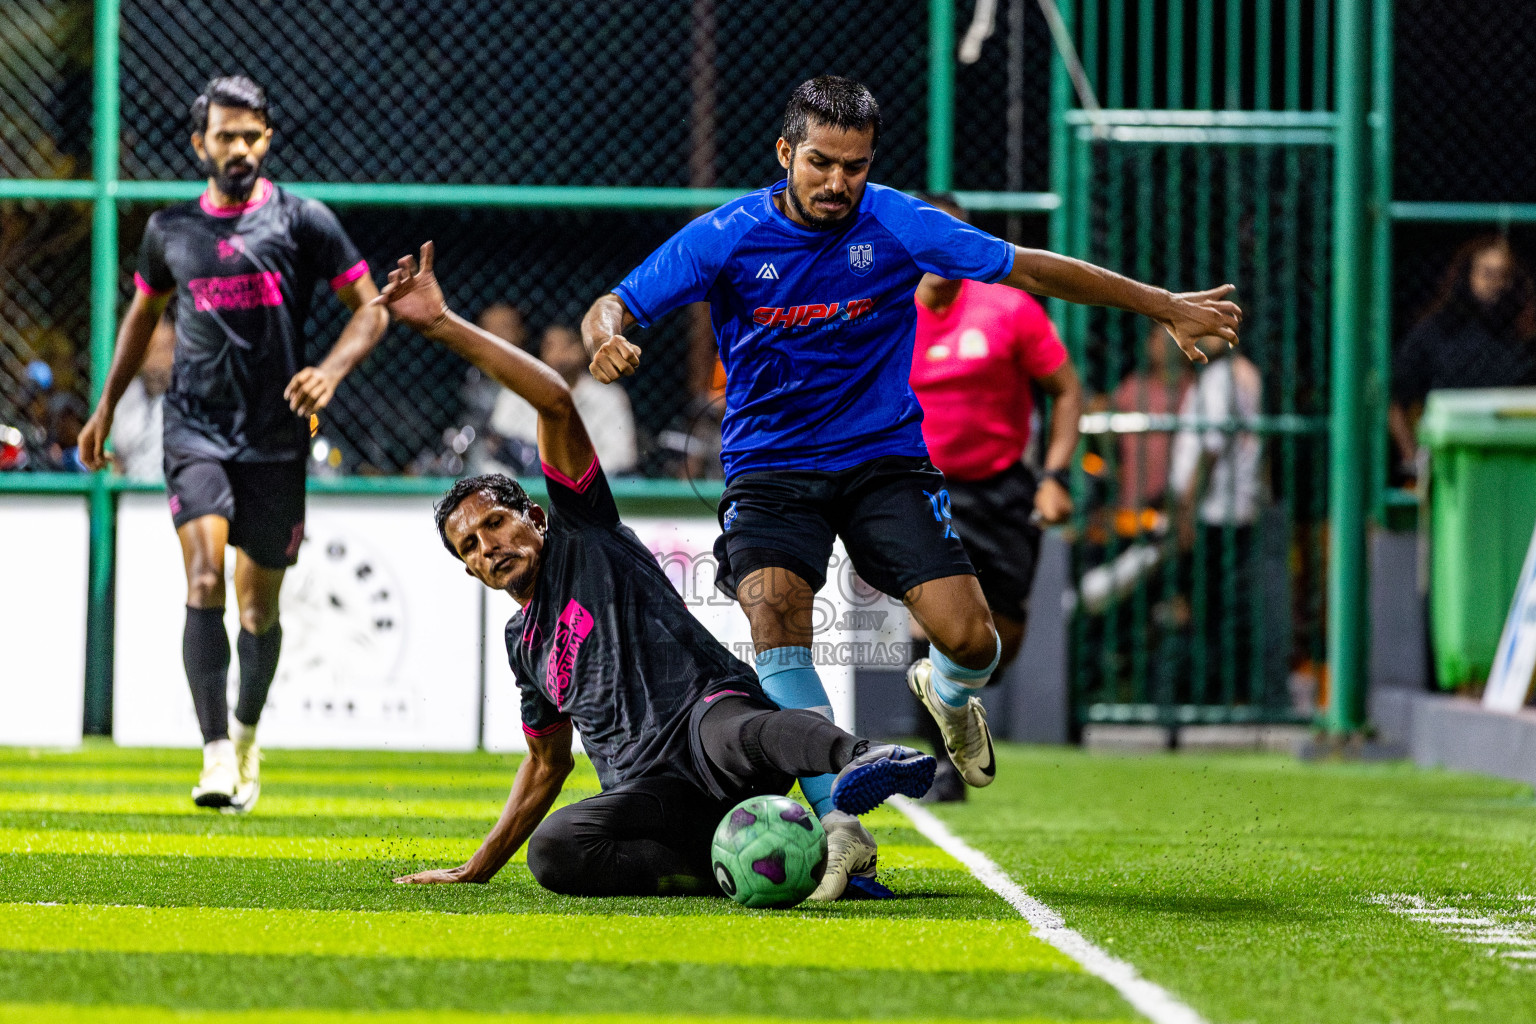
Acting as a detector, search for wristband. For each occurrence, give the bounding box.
[1043,467,1071,490]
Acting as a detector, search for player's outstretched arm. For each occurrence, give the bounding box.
[375,242,596,480]
[78,289,168,470]
[395,723,575,884]
[1005,248,1242,365]
[285,274,389,417]
[581,293,641,384]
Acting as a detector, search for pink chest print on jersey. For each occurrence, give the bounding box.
[187,271,283,312]
[216,236,247,262]
[547,599,595,709]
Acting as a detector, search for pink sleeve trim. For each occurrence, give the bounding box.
[522,719,570,738]
[134,272,171,297]
[541,457,600,494]
[329,260,369,291]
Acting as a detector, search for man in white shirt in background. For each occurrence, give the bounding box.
[1168,333,1265,701]
[110,302,177,482]
[487,324,638,476]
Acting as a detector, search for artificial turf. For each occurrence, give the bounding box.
[4,742,1536,1022]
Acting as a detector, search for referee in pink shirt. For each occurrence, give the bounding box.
[908,195,1082,799]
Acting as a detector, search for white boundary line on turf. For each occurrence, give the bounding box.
[892,796,1208,1024]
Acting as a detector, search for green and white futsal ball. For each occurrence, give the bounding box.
[711,794,827,909]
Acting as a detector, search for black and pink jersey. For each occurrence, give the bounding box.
[134,180,368,461]
[507,459,766,793]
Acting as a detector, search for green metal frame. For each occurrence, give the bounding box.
[1328,0,1369,733]
[5,0,1515,740]
[7,0,1057,732]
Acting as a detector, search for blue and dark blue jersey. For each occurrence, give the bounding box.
[614,182,1015,478]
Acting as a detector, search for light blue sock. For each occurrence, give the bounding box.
[755,646,836,817]
[929,634,1002,708]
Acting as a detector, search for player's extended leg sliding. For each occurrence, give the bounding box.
[526,695,933,898]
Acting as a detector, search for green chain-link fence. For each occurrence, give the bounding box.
[1,0,1528,737]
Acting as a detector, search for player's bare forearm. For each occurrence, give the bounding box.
[97,292,166,416]
[377,242,597,479]
[318,277,389,379]
[287,277,389,416]
[1038,361,1082,474]
[396,726,575,884]
[581,293,641,384]
[1006,248,1242,364]
[78,290,166,470]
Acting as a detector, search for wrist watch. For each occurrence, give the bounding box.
[1043,467,1071,490]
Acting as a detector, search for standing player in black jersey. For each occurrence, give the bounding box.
[380,243,933,900]
[79,77,389,811]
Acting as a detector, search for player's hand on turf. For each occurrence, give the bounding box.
[1159,284,1242,365]
[589,335,642,383]
[284,366,340,416]
[375,241,450,336]
[76,410,114,472]
[1034,476,1074,525]
[393,865,482,885]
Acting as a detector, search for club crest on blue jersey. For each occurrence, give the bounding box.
[848,243,874,277]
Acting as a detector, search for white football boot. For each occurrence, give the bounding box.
[907,658,996,788]
[191,740,237,808]
[227,728,261,814]
[808,810,880,902]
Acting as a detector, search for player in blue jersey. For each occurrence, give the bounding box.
[583,76,1240,895]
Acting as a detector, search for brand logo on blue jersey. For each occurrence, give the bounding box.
[848,243,875,277]
[924,489,957,539]
[723,501,739,530]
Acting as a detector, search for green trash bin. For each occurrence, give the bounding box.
[1419,388,1536,688]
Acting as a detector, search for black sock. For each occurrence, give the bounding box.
[234,623,282,727]
[700,697,864,783]
[183,606,230,744]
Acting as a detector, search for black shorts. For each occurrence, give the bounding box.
[713,454,975,600]
[164,450,306,569]
[946,462,1043,622]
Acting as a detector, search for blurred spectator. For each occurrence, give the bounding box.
[42,390,88,472]
[487,324,638,475]
[0,361,53,470]
[656,356,727,482]
[1111,322,1194,509]
[1169,335,1265,699]
[109,302,176,481]
[1390,235,1536,476]
[463,302,528,474]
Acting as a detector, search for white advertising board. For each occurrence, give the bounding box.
[0,495,88,746]
[1484,518,1536,713]
[483,515,904,752]
[114,492,483,749]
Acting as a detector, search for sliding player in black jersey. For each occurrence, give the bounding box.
[79,77,389,811]
[380,243,933,900]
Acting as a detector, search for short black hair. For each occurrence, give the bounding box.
[190,76,269,135]
[434,474,535,557]
[781,76,880,151]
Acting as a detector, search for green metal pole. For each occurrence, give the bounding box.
[1047,0,1074,334]
[1327,0,1369,734]
[927,0,955,192]
[85,0,121,736]
[1367,0,1393,523]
